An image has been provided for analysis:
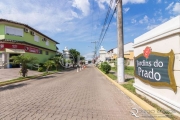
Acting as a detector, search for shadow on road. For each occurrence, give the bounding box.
[0,83,27,91]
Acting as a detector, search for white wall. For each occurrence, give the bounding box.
[134,15,180,113]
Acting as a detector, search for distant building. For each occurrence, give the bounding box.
[98,43,134,66]
[99,46,107,62]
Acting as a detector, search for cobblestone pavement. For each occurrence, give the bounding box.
[0,65,154,120]
[0,68,41,82]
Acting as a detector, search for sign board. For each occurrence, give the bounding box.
[6,49,25,53]
[0,43,39,54]
[134,47,177,92]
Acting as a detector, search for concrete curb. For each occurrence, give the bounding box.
[96,67,171,120]
[0,72,59,87]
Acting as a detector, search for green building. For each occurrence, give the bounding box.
[0,19,59,68]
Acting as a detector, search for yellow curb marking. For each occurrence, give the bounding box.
[96,67,171,120]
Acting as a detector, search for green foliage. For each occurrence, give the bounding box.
[10,55,37,77]
[69,49,80,64]
[122,83,136,94]
[38,67,44,72]
[80,56,85,60]
[107,73,117,80]
[52,56,62,70]
[125,66,134,76]
[101,62,111,74]
[43,60,55,73]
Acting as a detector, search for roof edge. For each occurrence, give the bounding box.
[0,18,59,44]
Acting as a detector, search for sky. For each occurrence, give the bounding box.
[0,0,180,60]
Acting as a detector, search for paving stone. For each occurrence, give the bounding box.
[0,65,154,120]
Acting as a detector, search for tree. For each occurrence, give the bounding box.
[69,49,80,65]
[44,60,55,73]
[52,56,62,71]
[80,56,85,60]
[10,55,37,77]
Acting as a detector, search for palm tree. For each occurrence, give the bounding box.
[44,60,55,73]
[53,56,62,71]
[10,55,37,77]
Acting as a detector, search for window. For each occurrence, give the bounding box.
[39,50,43,54]
[46,51,49,55]
[34,35,39,42]
[5,26,23,37]
[46,40,49,46]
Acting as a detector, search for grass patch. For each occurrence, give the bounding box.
[107,73,117,80]
[122,79,135,94]
[99,68,117,80]
[122,83,136,94]
[111,66,134,76]
[125,66,134,76]
[111,67,117,72]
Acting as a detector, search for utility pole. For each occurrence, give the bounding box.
[91,41,97,63]
[116,0,125,83]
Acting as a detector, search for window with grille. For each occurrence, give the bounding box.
[34,35,39,42]
[5,26,23,37]
[39,50,43,54]
[46,51,49,55]
[46,40,49,46]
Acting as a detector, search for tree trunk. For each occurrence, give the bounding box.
[21,66,27,77]
[46,67,49,73]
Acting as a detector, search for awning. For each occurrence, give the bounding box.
[5,48,25,53]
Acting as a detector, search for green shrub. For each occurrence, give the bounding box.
[38,67,44,72]
[39,63,44,67]
[101,62,111,74]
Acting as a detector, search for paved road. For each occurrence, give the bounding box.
[0,65,154,120]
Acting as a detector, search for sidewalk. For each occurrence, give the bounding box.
[0,68,41,82]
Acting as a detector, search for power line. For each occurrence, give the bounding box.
[98,0,113,43]
[95,1,117,56]
[91,0,95,41]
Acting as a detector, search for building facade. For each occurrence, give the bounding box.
[105,42,134,66]
[0,19,59,68]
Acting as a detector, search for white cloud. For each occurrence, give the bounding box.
[72,0,90,16]
[165,2,174,10]
[83,52,94,60]
[95,0,114,10]
[147,24,158,30]
[139,15,148,24]
[124,7,130,13]
[123,0,146,5]
[157,0,161,3]
[172,2,180,14]
[71,11,79,18]
[157,16,168,23]
[96,0,146,10]
[0,0,84,33]
[154,9,162,16]
[131,19,136,23]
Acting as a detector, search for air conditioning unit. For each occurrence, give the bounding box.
[30,31,35,36]
[24,28,29,33]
